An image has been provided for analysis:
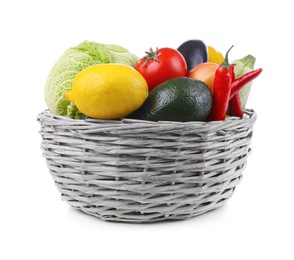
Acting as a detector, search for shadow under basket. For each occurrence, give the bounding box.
[38,109,257,223]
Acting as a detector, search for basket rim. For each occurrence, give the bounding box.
[38,109,256,126]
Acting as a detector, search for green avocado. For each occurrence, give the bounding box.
[128,77,212,122]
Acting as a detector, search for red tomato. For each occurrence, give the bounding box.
[135,48,187,91]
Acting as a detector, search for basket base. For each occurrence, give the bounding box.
[59,184,239,223]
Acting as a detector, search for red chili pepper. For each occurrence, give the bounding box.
[229,94,243,117]
[230,68,263,99]
[231,64,236,81]
[227,66,263,118]
[208,46,234,121]
[228,64,243,117]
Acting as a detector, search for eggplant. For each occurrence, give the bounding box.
[177,40,207,72]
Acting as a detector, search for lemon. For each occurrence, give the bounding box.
[64,64,148,119]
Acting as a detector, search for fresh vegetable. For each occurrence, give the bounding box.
[128,77,212,122]
[207,46,224,64]
[64,64,148,120]
[228,67,262,117]
[228,90,243,117]
[231,55,256,110]
[135,47,187,91]
[227,55,262,117]
[188,62,218,92]
[230,68,263,99]
[177,40,208,71]
[227,64,243,117]
[44,41,138,119]
[208,46,234,121]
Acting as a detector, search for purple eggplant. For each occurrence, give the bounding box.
[177,40,207,72]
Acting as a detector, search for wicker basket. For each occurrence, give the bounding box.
[38,109,256,223]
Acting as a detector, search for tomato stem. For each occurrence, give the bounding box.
[143,47,159,66]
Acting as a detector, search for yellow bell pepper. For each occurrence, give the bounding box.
[208,46,224,64]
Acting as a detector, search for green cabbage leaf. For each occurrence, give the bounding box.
[44,41,138,118]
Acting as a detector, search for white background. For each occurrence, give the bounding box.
[1,0,293,259]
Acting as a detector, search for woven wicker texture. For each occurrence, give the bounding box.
[38,109,256,223]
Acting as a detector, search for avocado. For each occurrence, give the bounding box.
[128,77,212,122]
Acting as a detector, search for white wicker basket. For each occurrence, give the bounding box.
[38,109,256,223]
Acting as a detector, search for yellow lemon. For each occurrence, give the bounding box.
[64,64,148,119]
[207,46,224,64]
